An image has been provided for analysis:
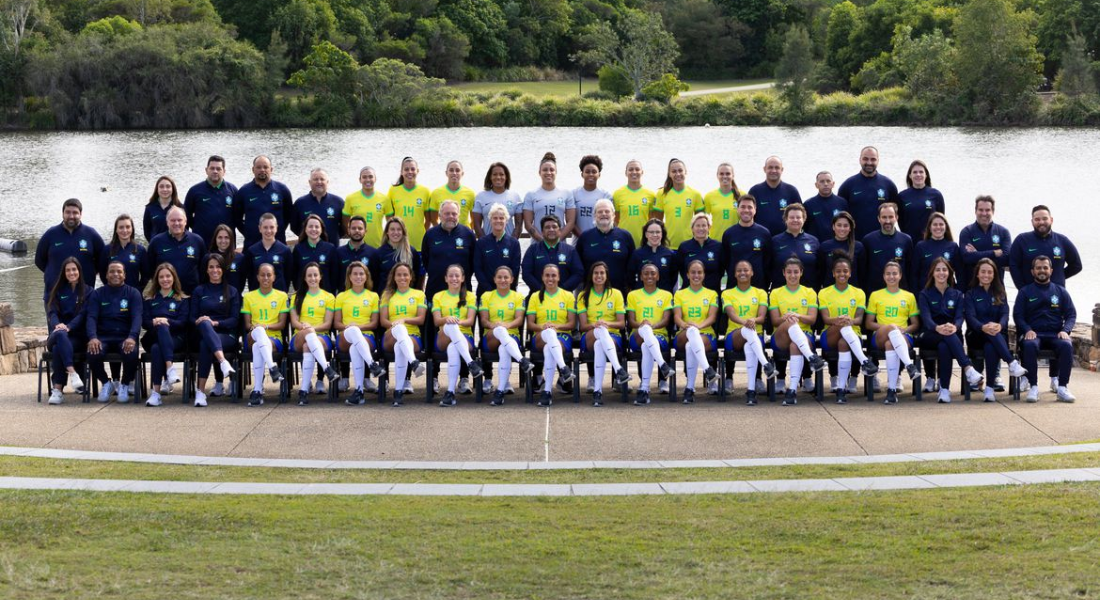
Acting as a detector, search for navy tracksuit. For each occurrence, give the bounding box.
[143,292,190,385]
[802,194,849,242]
[897,187,945,241]
[143,202,179,243]
[241,240,292,293]
[836,172,899,240]
[334,242,380,294]
[374,245,424,295]
[1014,281,1076,387]
[910,238,963,291]
[522,240,584,293]
[918,286,972,388]
[184,179,239,248]
[45,283,91,386]
[190,284,242,378]
[626,245,678,294]
[100,242,147,291]
[577,226,636,294]
[85,284,144,385]
[235,180,294,250]
[958,221,1011,288]
[964,286,1013,382]
[1009,230,1082,289]
[771,231,820,289]
[720,223,772,290]
[746,181,802,236]
[676,237,722,292]
[291,193,344,245]
[817,238,865,289]
[147,231,207,294]
[422,224,478,300]
[861,229,914,293]
[35,223,105,298]
[291,240,339,294]
[473,233,521,297]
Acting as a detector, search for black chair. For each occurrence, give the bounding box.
[330,342,388,404]
[1009,335,1058,401]
[88,352,147,404]
[37,350,91,404]
[916,332,973,401]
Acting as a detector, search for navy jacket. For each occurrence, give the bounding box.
[836,172,899,240]
[862,229,914,293]
[473,233,522,297]
[720,222,772,290]
[334,242,380,294]
[146,231,207,294]
[86,284,143,341]
[290,240,339,294]
[35,223,105,296]
[910,238,963,292]
[771,231,821,290]
[802,194,849,242]
[200,251,245,295]
[143,292,190,335]
[626,245,678,294]
[422,224,478,299]
[143,202,180,243]
[46,282,92,334]
[897,187,945,240]
[241,240,292,293]
[746,181,802,236]
[959,221,1012,287]
[522,240,584,292]
[817,238,865,289]
[1014,281,1076,336]
[100,241,147,291]
[291,193,344,244]
[235,180,294,250]
[676,237,723,291]
[917,286,966,331]
[1009,230,1082,289]
[577,226,636,294]
[374,244,424,295]
[963,286,1009,333]
[184,179,238,247]
[189,283,242,335]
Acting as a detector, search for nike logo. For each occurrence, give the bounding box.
[924,253,932,258]
[590,243,599,247]
[485,250,494,254]
[434,241,443,245]
[1027,248,1036,252]
[852,191,862,195]
[730,242,739,247]
[873,250,883,254]
[1028,297,1038,302]
[101,302,110,306]
[778,245,788,251]
[971,237,981,242]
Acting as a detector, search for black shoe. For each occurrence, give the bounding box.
[297,390,310,406]
[702,368,718,387]
[268,366,284,383]
[657,362,672,380]
[369,361,386,379]
[885,389,899,404]
[905,363,920,382]
[808,355,826,372]
[248,391,264,406]
[683,388,695,404]
[745,390,757,406]
[439,390,456,407]
[836,390,847,404]
[557,378,573,394]
[592,391,603,407]
[633,390,650,406]
[762,361,777,380]
[860,360,879,376]
[782,390,797,406]
[392,390,404,407]
[325,365,339,381]
[538,391,552,407]
[345,388,365,406]
[534,375,545,390]
[490,390,505,406]
[557,365,575,384]
[467,360,484,379]
[520,358,535,374]
[614,368,631,386]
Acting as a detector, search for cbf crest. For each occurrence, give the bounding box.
[456,238,464,248]
[894,247,903,257]
[613,240,621,251]
[558,253,566,262]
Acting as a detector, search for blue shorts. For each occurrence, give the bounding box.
[530,333,573,351]
[725,330,765,352]
[770,333,814,352]
[630,333,669,352]
[256,336,284,353]
[580,332,622,349]
[482,334,521,350]
[437,333,475,352]
[315,334,334,351]
[870,331,912,350]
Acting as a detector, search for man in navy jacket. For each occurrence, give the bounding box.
[719,195,772,290]
[146,207,207,294]
[422,199,477,300]
[184,155,238,246]
[291,168,344,245]
[837,146,900,240]
[1013,255,1077,403]
[36,198,105,298]
[576,199,635,294]
[959,195,1012,288]
[1009,204,1082,289]
[235,155,294,251]
[747,156,802,236]
[522,216,584,292]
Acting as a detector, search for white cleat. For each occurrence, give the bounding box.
[363,378,379,393]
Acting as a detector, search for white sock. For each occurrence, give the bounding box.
[638,324,666,367]
[350,351,365,390]
[540,328,565,370]
[302,353,316,392]
[840,326,868,363]
[250,327,276,369]
[593,343,606,393]
[392,323,415,364]
[444,323,474,364]
[741,327,768,364]
[685,326,711,371]
[497,349,511,392]
[640,349,654,389]
[887,329,913,366]
[789,355,804,390]
[744,340,759,391]
[446,343,461,392]
[344,326,376,367]
[593,327,622,372]
[838,351,852,390]
[542,354,555,392]
[685,345,698,390]
[494,326,523,361]
[787,324,813,359]
[251,360,265,393]
[304,332,330,371]
[886,350,901,389]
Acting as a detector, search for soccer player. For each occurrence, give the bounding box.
[380,263,428,405]
[865,261,921,404]
[429,160,476,228]
[334,261,386,403]
[289,262,340,405]
[703,162,742,241]
[431,265,484,407]
[627,263,674,403]
[674,260,720,400]
[479,266,533,404]
[768,257,825,405]
[342,166,389,248]
[720,260,776,405]
[527,264,578,407]
[523,152,577,242]
[471,162,523,238]
[386,157,432,251]
[653,158,703,247]
[572,155,613,235]
[817,255,877,403]
[576,261,631,405]
[613,160,656,246]
[241,262,288,406]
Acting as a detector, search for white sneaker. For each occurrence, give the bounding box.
[1056,386,1076,403]
[801,378,814,393]
[67,371,84,393]
[194,389,208,407]
[339,377,350,392]
[775,379,786,393]
[897,379,906,393]
[210,382,225,397]
[220,359,235,377]
[965,367,984,388]
[414,362,427,378]
[872,377,882,393]
[923,378,937,393]
[1019,378,1031,392]
[116,384,130,404]
[1026,386,1040,403]
[724,379,734,393]
[166,365,181,385]
[847,376,859,392]
[404,381,414,393]
[160,381,174,394]
[937,388,951,403]
[708,380,719,395]
[146,391,162,407]
[363,378,379,393]
[457,378,472,395]
[112,381,121,395]
[315,379,326,395]
[1008,360,1027,378]
[482,379,494,394]
[48,389,63,405]
[433,379,441,394]
[983,386,996,402]
[829,376,838,392]
[1050,377,1059,394]
[586,380,596,393]
[97,380,115,403]
[657,379,670,394]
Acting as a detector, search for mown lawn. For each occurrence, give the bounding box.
[1,484,1099,599]
[448,79,773,97]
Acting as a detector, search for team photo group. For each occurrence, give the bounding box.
[34,145,1082,410]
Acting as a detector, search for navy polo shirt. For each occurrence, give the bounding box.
[147,231,207,294]
[235,180,294,250]
[473,233,522,297]
[189,283,242,334]
[746,181,802,236]
[626,245,678,294]
[291,193,344,244]
[184,179,238,246]
[802,194,849,242]
[242,240,292,293]
[522,240,584,292]
[771,231,821,289]
[676,237,723,291]
[720,223,772,290]
[35,223,106,296]
[1009,230,1082,289]
[862,229,914,293]
[897,187,945,240]
[817,238,865,288]
[335,242,380,294]
[836,172,899,240]
[100,241,147,291]
[422,224,477,299]
[1014,281,1076,335]
[576,226,636,294]
[86,284,143,341]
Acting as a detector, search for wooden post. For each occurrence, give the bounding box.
[0,303,16,355]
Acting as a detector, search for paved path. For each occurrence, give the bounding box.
[680,82,775,97]
[4,368,1098,463]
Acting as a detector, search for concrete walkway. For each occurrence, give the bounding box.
[3,368,1098,463]
[679,82,775,97]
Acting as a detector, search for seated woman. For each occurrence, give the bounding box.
[817,255,878,403]
[191,254,240,407]
[381,262,428,406]
[479,266,533,406]
[142,263,190,407]
[45,258,91,405]
[721,260,776,406]
[291,214,339,295]
[242,262,288,406]
[918,257,985,403]
[526,263,577,407]
[626,263,674,406]
[577,261,631,407]
[866,261,922,404]
[290,262,340,406]
[86,261,144,404]
[335,261,385,405]
[673,260,720,402]
[432,264,484,407]
[768,257,825,406]
[964,258,1028,402]
[203,225,244,397]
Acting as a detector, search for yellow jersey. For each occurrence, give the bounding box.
[430,184,476,227]
[334,288,380,328]
[526,289,575,327]
[291,289,336,332]
[612,185,657,246]
[577,288,626,335]
[479,289,526,336]
[867,289,919,328]
[431,289,478,335]
[386,184,432,250]
[720,286,769,334]
[241,289,290,327]
[381,288,427,337]
[343,189,388,248]
[626,288,674,338]
[654,185,703,247]
[703,188,742,241]
[818,284,867,335]
[674,286,719,335]
[768,285,818,333]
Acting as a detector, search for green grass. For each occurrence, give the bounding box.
[2,484,1100,599]
[448,78,772,96]
[2,452,1100,485]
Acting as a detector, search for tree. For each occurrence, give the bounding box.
[824,1,861,88]
[272,0,340,69]
[438,0,507,67]
[500,0,572,66]
[775,24,814,116]
[82,15,143,37]
[412,15,469,80]
[1035,0,1100,78]
[573,9,680,100]
[660,0,751,77]
[893,26,957,103]
[1055,29,1098,96]
[953,0,1043,121]
[0,0,41,56]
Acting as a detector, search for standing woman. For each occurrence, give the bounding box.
[205,224,245,294]
[334,261,386,405]
[527,263,577,407]
[386,157,432,251]
[817,255,877,403]
[375,218,424,295]
[142,263,190,407]
[523,152,577,242]
[673,260,720,401]
[768,258,826,406]
[721,260,776,405]
[573,155,613,236]
[703,162,742,240]
[471,162,523,237]
[817,212,864,289]
[918,258,985,403]
[965,258,1028,402]
[898,160,945,241]
[290,214,338,294]
[430,160,476,228]
[45,258,90,405]
[290,262,340,406]
[866,261,922,404]
[241,263,288,406]
[342,166,388,248]
[626,218,678,293]
[652,158,703,248]
[676,212,723,291]
[431,265,484,407]
[101,214,147,292]
[911,212,963,293]
[770,204,820,290]
[626,263,674,404]
[612,159,656,247]
[577,262,631,406]
[143,175,182,242]
[479,266,533,405]
[380,262,428,406]
[473,203,522,298]
[191,254,240,407]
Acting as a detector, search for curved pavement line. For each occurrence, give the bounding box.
[2,468,1100,496]
[2,443,1099,470]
